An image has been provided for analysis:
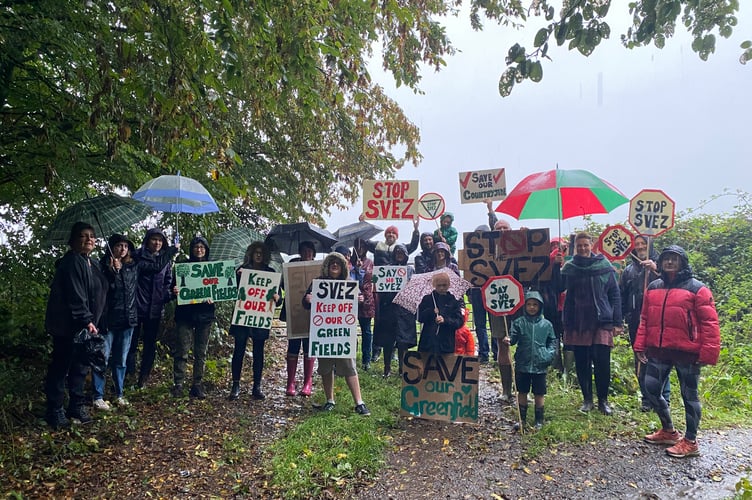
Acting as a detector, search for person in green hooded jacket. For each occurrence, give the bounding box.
[506,290,556,430]
[433,212,458,256]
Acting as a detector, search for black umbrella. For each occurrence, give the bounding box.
[265,222,338,256]
[333,221,383,249]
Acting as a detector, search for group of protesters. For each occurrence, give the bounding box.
[45,206,720,458]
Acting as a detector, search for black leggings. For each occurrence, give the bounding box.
[572,344,611,401]
[231,331,266,384]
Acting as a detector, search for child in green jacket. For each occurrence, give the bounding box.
[506,290,556,430]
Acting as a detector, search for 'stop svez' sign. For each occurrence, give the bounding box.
[362,180,419,220]
[628,189,675,237]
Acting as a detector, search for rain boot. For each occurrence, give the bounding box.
[300,356,315,397]
[513,404,527,431]
[228,381,240,401]
[252,381,265,400]
[499,364,513,402]
[285,355,298,396]
[534,406,545,429]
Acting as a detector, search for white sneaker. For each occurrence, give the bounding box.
[115,397,130,408]
[92,398,112,411]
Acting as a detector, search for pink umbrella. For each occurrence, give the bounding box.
[393,269,472,314]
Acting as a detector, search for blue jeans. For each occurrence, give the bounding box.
[469,288,489,358]
[359,317,373,365]
[111,328,134,398]
[92,331,114,400]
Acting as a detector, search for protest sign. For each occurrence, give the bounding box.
[231,269,281,329]
[481,275,524,317]
[457,228,551,287]
[362,180,419,220]
[400,352,479,423]
[372,265,409,292]
[417,192,445,220]
[629,189,675,237]
[175,260,237,305]
[307,279,359,358]
[283,260,321,339]
[458,168,507,204]
[597,224,635,261]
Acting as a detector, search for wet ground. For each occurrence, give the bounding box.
[356,366,752,500]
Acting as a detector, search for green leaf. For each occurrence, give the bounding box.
[529,61,543,82]
[534,28,549,48]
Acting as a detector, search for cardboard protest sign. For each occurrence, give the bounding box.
[372,265,409,292]
[597,224,635,262]
[400,352,479,423]
[481,275,524,317]
[417,192,445,220]
[362,180,419,220]
[307,279,359,358]
[629,189,675,237]
[231,269,281,329]
[283,260,321,339]
[458,168,507,204]
[457,228,552,287]
[175,260,237,305]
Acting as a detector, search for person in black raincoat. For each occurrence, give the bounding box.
[417,272,464,354]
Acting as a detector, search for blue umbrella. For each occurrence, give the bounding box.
[133,171,220,242]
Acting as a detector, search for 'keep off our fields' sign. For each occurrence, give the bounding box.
[231,269,281,329]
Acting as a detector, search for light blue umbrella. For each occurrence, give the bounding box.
[133,171,220,243]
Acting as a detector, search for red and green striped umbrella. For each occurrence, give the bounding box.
[495,169,628,220]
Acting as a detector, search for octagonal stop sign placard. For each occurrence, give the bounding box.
[597,224,635,262]
[629,189,675,237]
[481,275,524,317]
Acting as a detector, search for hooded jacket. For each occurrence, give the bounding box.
[561,252,622,331]
[100,234,139,330]
[302,252,351,309]
[432,241,460,276]
[364,229,419,266]
[633,245,720,365]
[135,228,178,320]
[509,291,556,374]
[433,212,458,255]
[414,232,435,274]
[619,238,659,340]
[174,236,216,324]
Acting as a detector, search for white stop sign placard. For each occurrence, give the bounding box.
[629,189,675,237]
[481,275,524,317]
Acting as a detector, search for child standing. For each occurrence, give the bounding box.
[454,307,476,356]
[417,272,464,354]
[506,291,556,430]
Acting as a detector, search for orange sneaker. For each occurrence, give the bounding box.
[666,438,699,458]
[644,428,682,445]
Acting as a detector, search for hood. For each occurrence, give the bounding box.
[440,212,454,224]
[523,290,544,319]
[189,236,210,262]
[658,245,692,284]
[475,224,491,232]
[392,243,409,265]
[321,252,349,279]
[434,241,451,255]
[419,232,434,252]
[141,228,168,252]
[105,233,135,257]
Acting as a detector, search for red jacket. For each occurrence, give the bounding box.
[633,249,720,365]
[454,308,476,356]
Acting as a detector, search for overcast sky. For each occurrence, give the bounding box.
[324,4,751,247]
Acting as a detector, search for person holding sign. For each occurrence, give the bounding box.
[351,239,376,371]
[358,215,420,266]
[620,235,670,412]
[414,232,435,274]
[303,252,370,416]
[373,243,416,377]
[417,273,464,354]
[561,232,623,415]
[634,245,720,458]
[170,237,216,399]
[228,242,282,401]
[505,291,556,431]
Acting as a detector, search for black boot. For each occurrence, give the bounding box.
[228,381,240,401]
[171,384,184,398]
[598,399,612,416]
[189,383,206,400]
[67,404,92,424]
[513,404,528,431]
[46,407,70,430]
[252,382,265,400]
[534,406,545,430]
